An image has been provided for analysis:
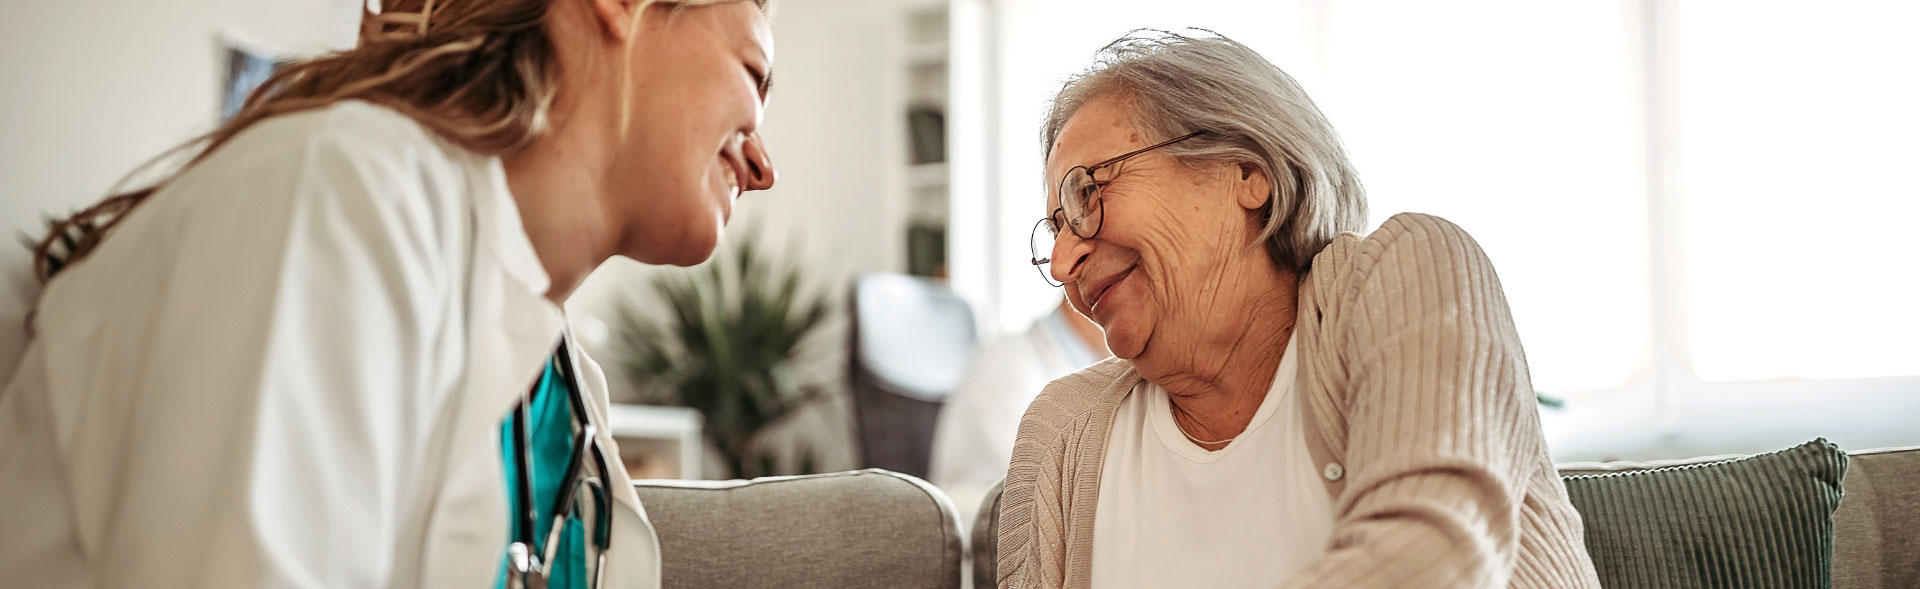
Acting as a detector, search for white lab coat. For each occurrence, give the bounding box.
[0,101,661,588]
[928,309,1101,521]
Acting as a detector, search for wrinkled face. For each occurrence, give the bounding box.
[611,1,776,266]
[1043,97,1271,361]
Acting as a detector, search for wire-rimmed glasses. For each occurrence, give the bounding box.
[1030,131,1205,287]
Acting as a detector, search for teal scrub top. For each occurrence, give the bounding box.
[496,352,588,589]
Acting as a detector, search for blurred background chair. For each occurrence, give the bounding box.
[848,273,977,479]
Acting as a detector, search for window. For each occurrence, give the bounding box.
[1314,0,1648,395]
[1675,1,1920,382]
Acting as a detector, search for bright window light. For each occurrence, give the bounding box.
[1676,1,1920,381]
[1315,1,1648,393]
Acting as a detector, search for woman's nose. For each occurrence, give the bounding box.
[741,132,776,191]
[1050,230,1092,286]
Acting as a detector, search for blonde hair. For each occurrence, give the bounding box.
[32,0,771,284]
[1042,29,1366,274]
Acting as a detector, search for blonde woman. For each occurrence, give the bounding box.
[0,0,775,587]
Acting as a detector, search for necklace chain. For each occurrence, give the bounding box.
[1170,406,1236,446]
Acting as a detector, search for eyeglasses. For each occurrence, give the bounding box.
[1030,131,1205,287]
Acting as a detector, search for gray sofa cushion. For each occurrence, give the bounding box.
[634,469,962,588]
[1561,439,1848,589]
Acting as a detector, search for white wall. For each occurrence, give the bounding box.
[0,0,357,383]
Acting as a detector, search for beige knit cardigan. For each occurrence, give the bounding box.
[996,213,1602,588]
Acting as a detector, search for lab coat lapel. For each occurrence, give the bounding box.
[562,325,663,589]
[465,151,566,418]
[415,156,568,588]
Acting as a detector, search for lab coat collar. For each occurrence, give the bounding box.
[471,156,551,297]
[466,154,566,409]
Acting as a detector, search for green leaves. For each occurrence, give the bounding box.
[612,230,832,479]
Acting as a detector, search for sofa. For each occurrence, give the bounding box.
[634,445,1918,588]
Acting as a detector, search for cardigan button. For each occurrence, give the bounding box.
[1323,463,1345,482]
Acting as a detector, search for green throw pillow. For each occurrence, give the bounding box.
[1562,438,1848,589]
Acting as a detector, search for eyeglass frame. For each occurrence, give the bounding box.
[1030,131,1206,287]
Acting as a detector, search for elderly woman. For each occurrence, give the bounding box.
[998,30,1602,588]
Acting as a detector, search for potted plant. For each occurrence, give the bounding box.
[611,233,832,479]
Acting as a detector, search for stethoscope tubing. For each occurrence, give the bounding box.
[509,341,615,588]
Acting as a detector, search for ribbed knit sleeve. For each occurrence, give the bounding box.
[997,359,1133,589]
[1277,213,1595,588]
[996,388,1072,589]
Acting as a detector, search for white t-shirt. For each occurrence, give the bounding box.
[1090,335,1334,588]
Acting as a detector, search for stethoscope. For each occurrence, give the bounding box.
[505,342,616,589]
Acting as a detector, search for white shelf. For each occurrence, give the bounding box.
[896,1,957,278]
[606,403,703,479]
[908,162,949,188]
[906,42,949,67]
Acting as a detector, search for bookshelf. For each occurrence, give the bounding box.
[900,1,952,279]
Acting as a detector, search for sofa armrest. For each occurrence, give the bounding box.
[971,479,1004,589]
[634,469,964,588]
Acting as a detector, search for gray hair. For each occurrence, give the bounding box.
[1042,29,1367,274]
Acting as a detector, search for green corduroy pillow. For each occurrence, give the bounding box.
[1562,438,1849,589]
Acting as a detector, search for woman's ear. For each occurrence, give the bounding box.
[587,0,642,41]
[1235,162,1273,211]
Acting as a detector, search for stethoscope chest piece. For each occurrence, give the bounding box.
[506,540,548,589]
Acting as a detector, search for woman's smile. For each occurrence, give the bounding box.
[1087,264,1138,322]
